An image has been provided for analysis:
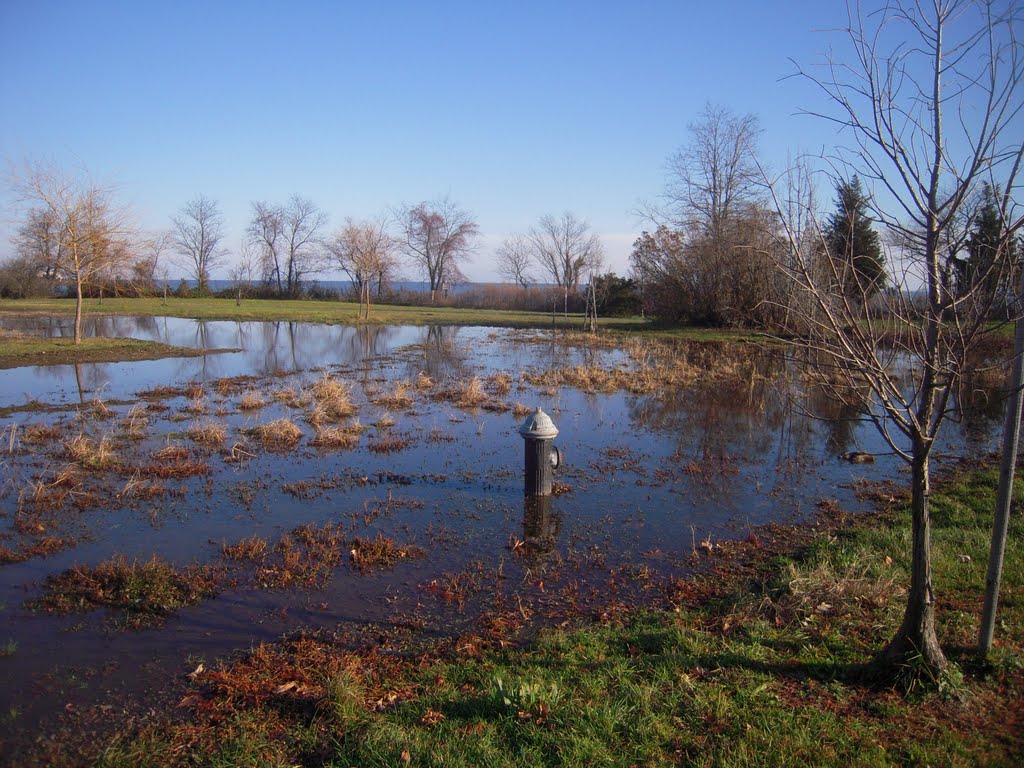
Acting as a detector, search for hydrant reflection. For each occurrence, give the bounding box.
[521,496,562,564]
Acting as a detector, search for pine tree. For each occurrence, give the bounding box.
[960,183,1017,302]
[824,176,885,298]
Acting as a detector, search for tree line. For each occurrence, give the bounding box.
[3,167,631,333]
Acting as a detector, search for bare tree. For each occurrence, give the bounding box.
[666,102,762,238]
[248,200,284,291]
[280,195,328,294]
[397,198,478,302]
[12,161,133,342]
[767,0,1024,685]
[171,195,227,294]
[496,233,535,289]
[529,212,604,315]
[329,217,397,319]
[127,230,173,294]
[229,238,259,302]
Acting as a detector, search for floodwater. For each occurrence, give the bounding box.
[0,316,1005,746]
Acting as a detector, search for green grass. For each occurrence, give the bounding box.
[0,296,647,329]
[0,297,770,341]
[82,461,1023,768]
[0,333,223,369]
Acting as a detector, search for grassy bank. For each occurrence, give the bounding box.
[0,333,228,369]
[0,297,763,343]
[39,462,1013,767]
[0,297,641,330]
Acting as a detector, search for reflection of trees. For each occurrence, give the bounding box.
[628,351,818,502]
[803,381,866,455]
[404,325,471,383]
[522,496,561,565]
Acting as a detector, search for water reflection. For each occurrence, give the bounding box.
[521,496,562,565]
[0,317,426,407]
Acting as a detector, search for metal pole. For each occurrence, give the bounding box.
[979,265,1024,656]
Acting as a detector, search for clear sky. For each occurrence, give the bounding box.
[0,0,851,282]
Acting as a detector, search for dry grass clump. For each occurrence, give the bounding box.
[21,423,62,445]
[374,380,413,410]
[186,421,228,447]
[221,535,269,561]
[130,444,211,479]
[368,432,411,454]
[375,412,396,429]
[21,465,81,511]
[511,402,534,419]
[271,385,310,409]
[185,391,209,415]
[248,418,303,449]
[458,376,487,406]
[308,372,357,422]
[310,425,361,449]
[90,396,114,419]
[415,371,435,390]
[255,523,347,588]
[121,404,150,440]
[349,533,424,572]
[238,390,267,411]
[63,433,118,469]
[488,372,513,396]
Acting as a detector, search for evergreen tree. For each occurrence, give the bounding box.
[960,183,1017,301]
[824,176,885,298]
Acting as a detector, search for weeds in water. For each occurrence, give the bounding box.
[349,533,424,572]
[375,380,414,410]
[238,390,267,411]
[32,555,220,626]
[221,535,269,561]
[368,432,411,454]
[310,425,361,449]
[247,419,303,449]
[20,423,61,445]
[63,433,118,469]
[185,421,228,448]
[308,373,356,423]
[121,404,150,440]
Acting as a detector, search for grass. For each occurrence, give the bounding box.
[246,418,303,449]
[73,459,1023,767]
[0,296,653,331]
[0,331,223,369]
[31,555,220,628]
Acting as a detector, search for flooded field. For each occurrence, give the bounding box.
[0,317,1004,748]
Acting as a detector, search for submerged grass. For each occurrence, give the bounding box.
[31,555,220,627]
[80,460,1023,767]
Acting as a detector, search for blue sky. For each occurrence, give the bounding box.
[1,1,848,281]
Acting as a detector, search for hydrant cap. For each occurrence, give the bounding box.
[519,407,558,439]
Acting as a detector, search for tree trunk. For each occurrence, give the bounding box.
[875,446,947,681]
[74,277,84,345]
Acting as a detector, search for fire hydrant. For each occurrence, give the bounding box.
[519,407,560,496]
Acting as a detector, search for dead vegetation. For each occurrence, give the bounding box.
[238,390,267,411]
[310,425,361,449]
[63,433,118,469]
[185,421,228,448]
[374,380,413,410]
[31,555,220,627]
[308,373,357,423]
[349,533,424,572]
[247,419,303,449]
